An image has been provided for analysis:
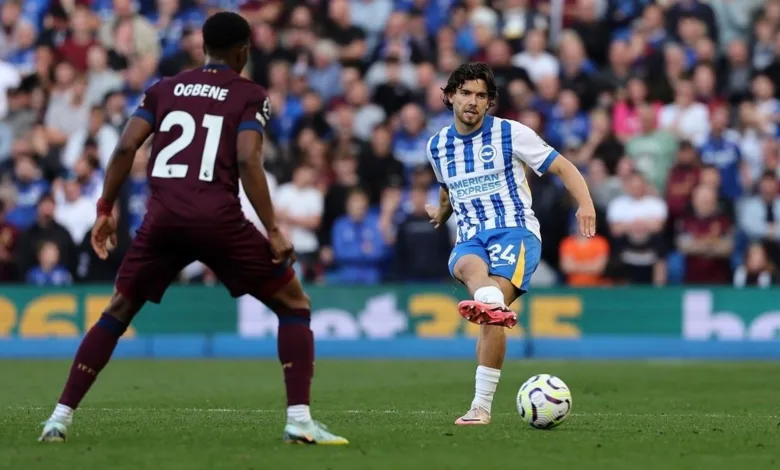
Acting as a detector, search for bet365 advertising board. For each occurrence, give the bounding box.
[1,285,779,343]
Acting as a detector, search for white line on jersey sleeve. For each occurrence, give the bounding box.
[509,120,560,176]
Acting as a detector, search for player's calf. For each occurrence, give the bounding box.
[39,314,128,442]
[264,277,349,444]
[266,283,315,421]
[39,293,139,442]
[451,256,517,424]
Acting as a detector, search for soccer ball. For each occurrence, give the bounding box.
[516,374,572,429]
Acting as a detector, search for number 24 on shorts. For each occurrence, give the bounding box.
[488,243,517,266]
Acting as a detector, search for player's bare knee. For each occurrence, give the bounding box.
[452,258,473,281]
[284,292,310,311]
[102,291,141,329]
[299,293,312,310]
[453,256,489,288]
[267,278,312,322]
[271,277,311,310]
[269,296,311,326]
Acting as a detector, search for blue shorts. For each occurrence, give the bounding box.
[448,228,542,293]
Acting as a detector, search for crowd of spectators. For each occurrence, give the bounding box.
[1,0,780,288]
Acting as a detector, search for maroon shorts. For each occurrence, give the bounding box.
[115,218,295,304]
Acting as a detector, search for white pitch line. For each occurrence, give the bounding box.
[5,406,779,419]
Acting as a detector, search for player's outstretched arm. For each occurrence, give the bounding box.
[547,156,596,238]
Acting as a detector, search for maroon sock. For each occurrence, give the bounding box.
[58,314,127,409]
[277,310,314,407]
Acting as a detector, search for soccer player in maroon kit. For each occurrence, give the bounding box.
[39,12,348,445]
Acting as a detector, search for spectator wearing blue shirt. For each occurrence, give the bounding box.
[699,106,744,200]
[545,89,590,151]
[531,75,560,121]
[393,103,429,175]
[6,155,50,230]
[91,0,117,22]
[677,17,704,70]
[424,81,452,136]
[453,4,478,59]
[72,155,104,203]
[331,188,388,284]
[266,62,304,147]
[123,63,158,115]
[15,193,77,280]
[370,10,427,64]
[146,0,188,59]
[25,240,72,286]
[607,0,653,39]
[641,4,670,53]
[308,40,343,104]
[395,0,453,38]
[16,0,51,30]
[5,20,37,77]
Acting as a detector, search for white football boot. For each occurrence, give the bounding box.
[283,420,349,445]
[38,418,69,442]
[454,407,491,426]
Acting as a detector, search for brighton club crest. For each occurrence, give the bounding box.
[478,144,498,163]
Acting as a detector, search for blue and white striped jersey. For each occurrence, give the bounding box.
[426,115,560,244]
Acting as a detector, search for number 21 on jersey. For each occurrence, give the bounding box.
[152,110,222,182]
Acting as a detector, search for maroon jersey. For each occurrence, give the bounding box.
[679,214,732,284]
[131,64,271,226]
[114,64,293,305]
[665,165,700,220]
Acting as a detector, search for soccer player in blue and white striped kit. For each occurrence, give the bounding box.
[424,63,597,425]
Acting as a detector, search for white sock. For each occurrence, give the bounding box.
[287,405,311,423]
[473,286,504,304]
[50,404,74,425]
[471,366,501,413]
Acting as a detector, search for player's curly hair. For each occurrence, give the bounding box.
[441,62,498,111]
[202,12,251,52]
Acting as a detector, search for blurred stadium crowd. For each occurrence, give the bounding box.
[0,0,779,288]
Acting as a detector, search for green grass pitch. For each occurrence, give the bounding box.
[1,359,778,469]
